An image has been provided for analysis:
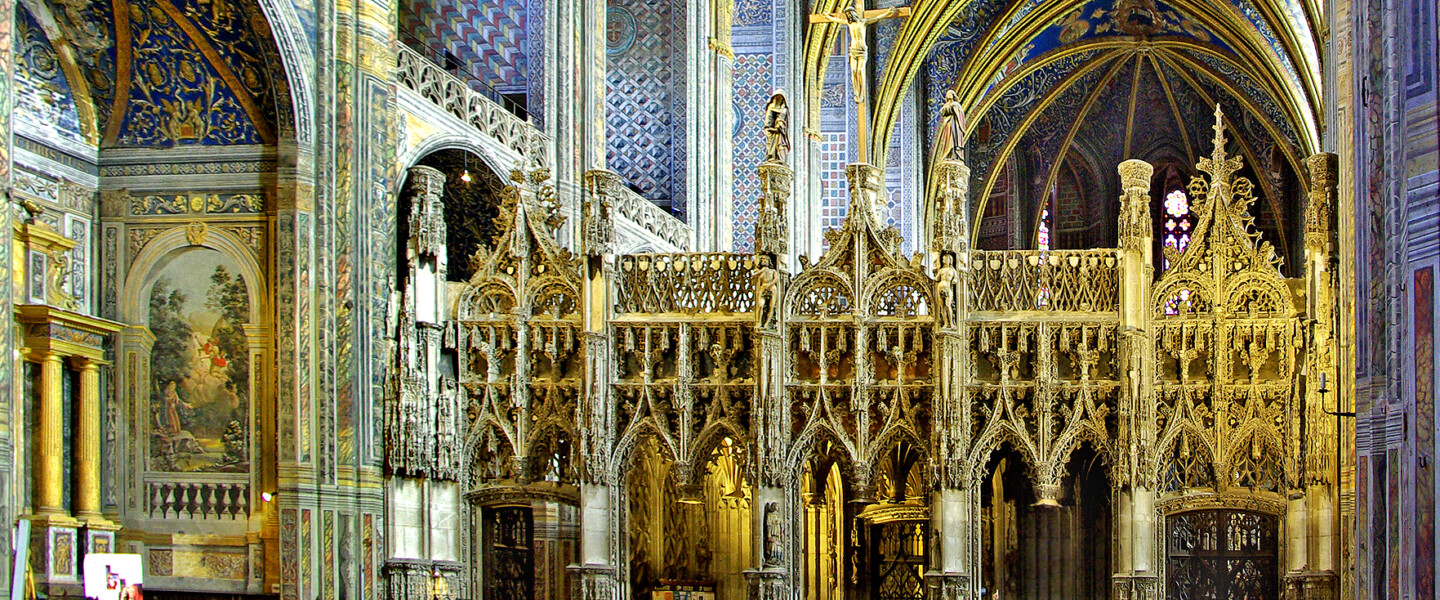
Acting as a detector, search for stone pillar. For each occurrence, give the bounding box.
[1113,159,1160,599]
[744,484,789,600]
[928,158,974,600]
[571,171,620,598]
[705,14,736,251]
[73,357,102,521]
[1283,152,1340,600]
[925,487,975,600]
[35,351,66,515]
[0,0,16,589]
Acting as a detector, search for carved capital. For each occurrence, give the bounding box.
[932,160,971,254]
[1111,575,1162,600]
[755,163,793,256]
[1117,160,1154,247]
[1283,570,1338,600]
[99,188,131,218]
[1118,159,1154,193]
[924,571,972,600]
[568,564,619,600]
[743,568,790,600]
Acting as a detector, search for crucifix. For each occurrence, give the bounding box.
[809,0,911,163]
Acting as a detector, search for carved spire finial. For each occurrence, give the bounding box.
[1197,104,1242,187]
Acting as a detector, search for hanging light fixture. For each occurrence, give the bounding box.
[460,152,472,184]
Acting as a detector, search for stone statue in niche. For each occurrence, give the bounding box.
[763,501,783,566]
[763,91,791,165]
[754,256,780,327]
[934,89,968,162]
[936,253,958,327]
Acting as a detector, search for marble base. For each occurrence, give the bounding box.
[923,570,972,600]
[1111,574,1161,600]
[1284,570,1338,600]
[742,568,788,600]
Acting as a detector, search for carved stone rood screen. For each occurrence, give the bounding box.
[385,106,1341,600]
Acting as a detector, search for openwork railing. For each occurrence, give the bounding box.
[612,186,693,250]
[968,250,1119,312]
[396,45,548,165]
[615,253,755,314]
[147,478,251,520]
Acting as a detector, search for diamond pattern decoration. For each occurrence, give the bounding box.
[730,53,773,251]
[606,0,683,211]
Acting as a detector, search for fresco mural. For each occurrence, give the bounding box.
[147,248,251,472]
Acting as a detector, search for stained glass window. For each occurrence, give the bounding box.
[1162,189,1192,269]
[1036,197,1052,307]
[1162,189,1194,316]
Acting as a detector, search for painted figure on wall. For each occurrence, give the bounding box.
[148,248,251,472]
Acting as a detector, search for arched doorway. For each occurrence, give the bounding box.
[979,443,1111,599]
[624,434,752,600]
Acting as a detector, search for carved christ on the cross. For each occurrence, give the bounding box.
[809,1,911,106]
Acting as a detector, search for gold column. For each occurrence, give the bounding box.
[35,352,66,514]
[73,357,102,520]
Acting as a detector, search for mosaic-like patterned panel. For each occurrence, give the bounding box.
[819,131,849,242]
[14,5,85,144]
[730,53,772,251]
[606,0,686,216]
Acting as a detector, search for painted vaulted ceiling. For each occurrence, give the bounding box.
[18,0,285,148]
[802,0,1325,253]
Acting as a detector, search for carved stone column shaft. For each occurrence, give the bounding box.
[74,358,102,520]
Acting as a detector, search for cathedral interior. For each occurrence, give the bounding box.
[0,0,1435,595]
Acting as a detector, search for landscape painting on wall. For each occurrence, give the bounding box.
[148,248,251,472]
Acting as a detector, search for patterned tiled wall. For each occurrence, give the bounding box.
[819,131,849,236]
[400,0,532,95]
[606,0,686,217]
[818,44,852,250]
[727,0,781,251]
[731,54,773,251]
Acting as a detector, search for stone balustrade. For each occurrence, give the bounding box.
[967,249,1120,313]
[146,477,251,520]
[615,253,756,315]
[396,45,549,167]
